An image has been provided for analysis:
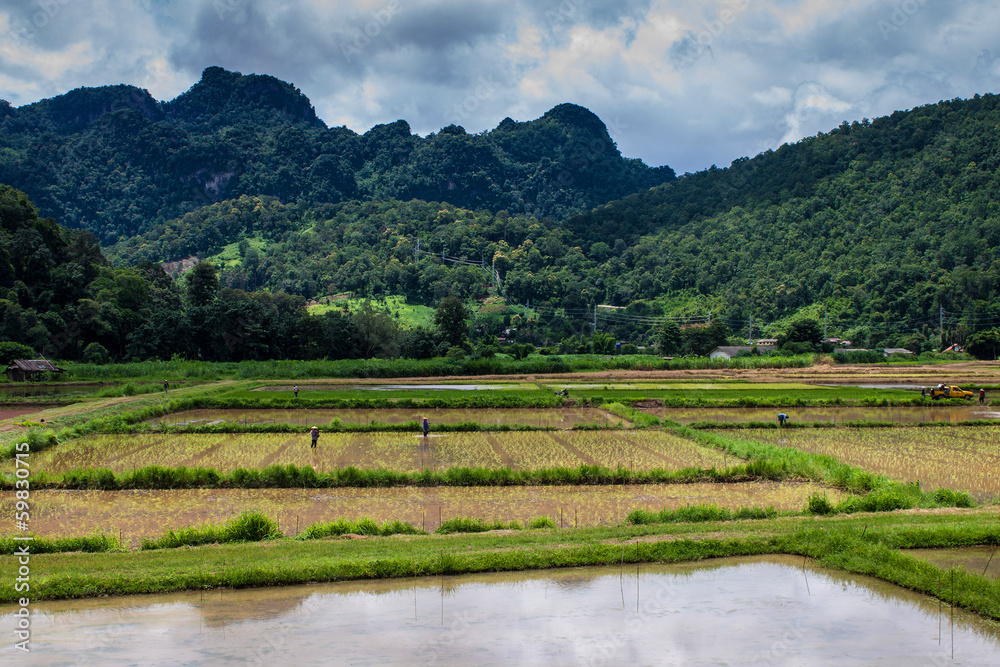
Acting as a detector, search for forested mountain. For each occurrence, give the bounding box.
[0,67,673,243]
[8,70,1000,360]
[111,93,1000,342]
[563,94,1000,328]
[0,183,437,363]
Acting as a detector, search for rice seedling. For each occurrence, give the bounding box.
[140,510,281,549]
[718,426,1000,500]
[12,429,729,476]
[8,481,840,543]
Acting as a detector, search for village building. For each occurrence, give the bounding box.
[5,359,65,382]
[708,344,776,360]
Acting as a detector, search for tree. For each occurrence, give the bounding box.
[400,327,440,359]
[657,321,682,355]
[0,341,34,365]
[353,303,401,358]
[779,318,823,352]
[185,262,219,307]
[82,342,110,364]
[592,331,615,354]
[683,321,730,356]
[434,295,468,346]
[509,342,534,360]
[965,329,1000,360]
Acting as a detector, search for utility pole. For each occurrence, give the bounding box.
[940,305,945,348]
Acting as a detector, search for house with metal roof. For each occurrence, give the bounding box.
[5,360,65,382]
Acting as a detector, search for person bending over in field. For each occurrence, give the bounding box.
[310,425,319,448]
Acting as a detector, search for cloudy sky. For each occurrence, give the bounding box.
[1,0,999,173]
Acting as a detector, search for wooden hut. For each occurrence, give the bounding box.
[5,359,65,382]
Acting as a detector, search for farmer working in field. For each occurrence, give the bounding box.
[778,413,788,426]
[422,416,430,438]
[310,425,319,448]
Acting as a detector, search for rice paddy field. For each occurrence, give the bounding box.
[16,430,730,476]
[543,382,920,403]
[153,407,624,428]
[715,426,1000,501]
[237,380,921,403]
[652,405,1000,424]
[0,362,1000,657]
[8,481,838,543]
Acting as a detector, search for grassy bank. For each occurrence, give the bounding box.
[18,461,813,490]
[4,511,997,620]
[691,419,999,429]
[57,353,829,383]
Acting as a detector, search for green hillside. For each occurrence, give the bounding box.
[0,67,673,244]
[109,93,1000,348]
[7,74,1000,360]
[564,94,1000,329]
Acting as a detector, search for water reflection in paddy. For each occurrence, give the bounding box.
[652,405,1000,424]
[4,556,999,665]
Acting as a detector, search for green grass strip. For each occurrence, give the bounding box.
[0,532,125,555]
[16,460,809,491]
[692,419,1000,429]
[6,513,999,616]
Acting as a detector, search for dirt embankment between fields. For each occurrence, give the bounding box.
[250,361,1000,387]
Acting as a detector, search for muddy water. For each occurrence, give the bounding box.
[907,546,1000,580]
[3,556,999,665]
[0,407,46,420]
[0,384,98,398]
[154,407,622,428]
[652,405,1000,424]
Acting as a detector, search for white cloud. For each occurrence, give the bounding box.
[1,0,999,172]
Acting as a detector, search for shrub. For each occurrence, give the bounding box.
[931,488,975,508]
[225,510,280,542]
[528,516,557,529]
[82,342,110,365]
[807,493,835,515]
[298,518,422,539]
[0,341,35,365]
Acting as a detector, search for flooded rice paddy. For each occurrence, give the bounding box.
[11,481,837,542]
[650,405,1000,424]
[907,546,1000,581]
[254,383,528,392]
[154,407,623,428]
[3,556,998,665]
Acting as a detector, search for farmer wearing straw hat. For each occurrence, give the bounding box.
[422,416,430,438]
[310,425,319,448]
